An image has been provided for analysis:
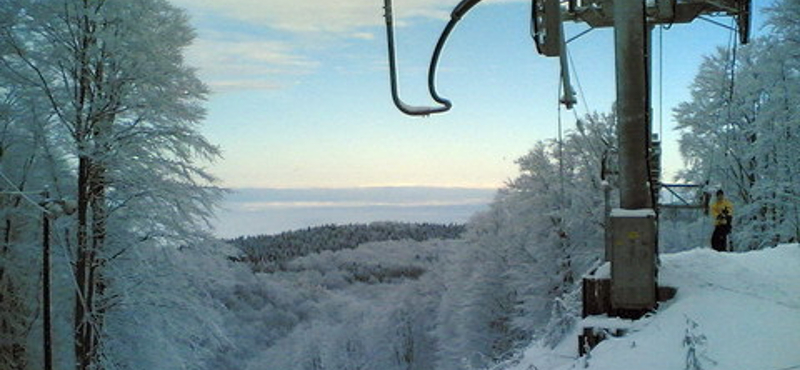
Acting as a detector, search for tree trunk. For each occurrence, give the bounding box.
[1,186,32,370]
[87,159,107,369]
[74,156,108,370]
[1,218,27,370]
[73,3,106,368]
[74,155,91,370]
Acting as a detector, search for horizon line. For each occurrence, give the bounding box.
[226,184,503,191]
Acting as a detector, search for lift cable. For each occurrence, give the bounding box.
[719,18,738,185]
[561,39,608,173]
[562,25,609,164]
[566,48,590,116]
[698,15,738,32]
[697,17,739,199]
[557,79,565,203]
[727,18,738,107]
[383,0,483,116]
[0,168,50,214]
[658,25,664,142]
[641,6,659,211]
[566,27,595,45]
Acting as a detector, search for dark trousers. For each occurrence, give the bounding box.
[711,225,730,252]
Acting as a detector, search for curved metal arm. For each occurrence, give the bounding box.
[451,0,482,20]
[383,0,483,116]
[383,0,449,116]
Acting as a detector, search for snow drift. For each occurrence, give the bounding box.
[502,244,800,370]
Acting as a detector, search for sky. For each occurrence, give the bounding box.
[169,0,768,189]
[166,0,769,236]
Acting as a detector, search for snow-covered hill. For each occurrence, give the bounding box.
[500,244,800,370]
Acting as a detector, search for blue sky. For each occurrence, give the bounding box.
[170,0,767,190]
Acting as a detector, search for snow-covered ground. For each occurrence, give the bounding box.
[502,244,800,370]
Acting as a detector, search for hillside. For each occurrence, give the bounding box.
[227,222,465,271]
[498,244,800,370]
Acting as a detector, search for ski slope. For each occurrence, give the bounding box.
[503,244,800,370]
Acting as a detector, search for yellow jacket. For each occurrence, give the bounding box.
[710,198,734,226]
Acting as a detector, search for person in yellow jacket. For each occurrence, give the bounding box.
[709,189,734,252]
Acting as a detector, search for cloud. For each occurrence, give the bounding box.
[350,32,377,40]
[172,0,453,34]
[172,0,525,92]
[184,35,319,92]
[239,198,491,211]
[225,186,497,204]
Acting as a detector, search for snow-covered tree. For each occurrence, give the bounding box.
[494,112,614,344]
[1,8,76,365]
[760,0,800,244]
[0,0,221,368]
[433,228,519,370]
[675,0,800,249]
[431,112,616,368]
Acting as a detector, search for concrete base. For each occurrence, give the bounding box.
[609,211,658,311]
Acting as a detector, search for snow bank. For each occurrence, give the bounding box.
[609,208,657,218]
[503,244,800,370]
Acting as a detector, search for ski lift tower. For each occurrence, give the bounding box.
[382,0,751,323]
[553,0,751,319]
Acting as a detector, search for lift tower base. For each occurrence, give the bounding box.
[609,209,657,315]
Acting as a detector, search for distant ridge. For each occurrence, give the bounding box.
[213,186,495,238]
[228,221,466,272]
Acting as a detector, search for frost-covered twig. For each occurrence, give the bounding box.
[683,315,717,370]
